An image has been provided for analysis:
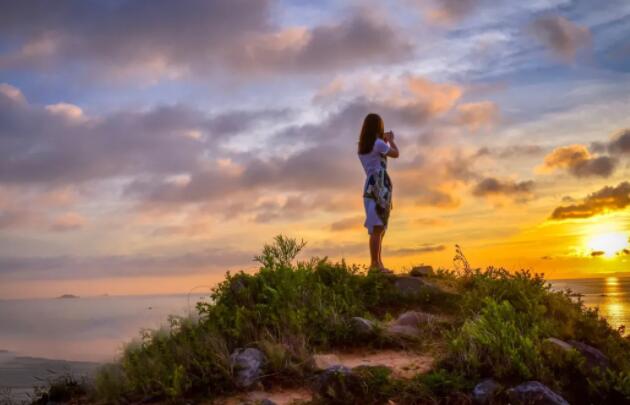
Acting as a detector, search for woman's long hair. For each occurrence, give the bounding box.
[358,113,385,154]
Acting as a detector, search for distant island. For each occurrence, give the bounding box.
[56,294,79,299]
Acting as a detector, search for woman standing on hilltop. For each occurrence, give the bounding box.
[358,113,399,274]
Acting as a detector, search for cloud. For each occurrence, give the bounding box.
[229,13,412,73]
[454,101,500,131]
[550,181,630,220]
[425,0,479,24]
[385,244,446,256]
[0,249,255,280]
[330,216,364,232]
[531,15,591,61]
[472,177,535,199]
[0,2,411,80]
[0,0,271,78]
[538,145,617,178]
[49,212,87,232]
[0,84,289,185]
[608,129,630,155]
[476,144,544,159]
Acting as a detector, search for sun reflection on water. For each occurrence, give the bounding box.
[601,277,626,331]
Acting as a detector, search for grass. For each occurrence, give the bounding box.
[29,236,630,404]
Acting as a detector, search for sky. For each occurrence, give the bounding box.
[1,0,630,299]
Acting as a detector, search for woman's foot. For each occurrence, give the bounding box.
[369,265,393,274]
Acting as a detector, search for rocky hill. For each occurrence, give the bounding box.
[31,237,630,405]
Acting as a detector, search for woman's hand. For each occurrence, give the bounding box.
[385,131,399,158]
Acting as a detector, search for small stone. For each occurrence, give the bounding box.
[350,317,376,337]
[395,311,435,327]
[507,381,569,405]
[568,340,610,371]
[410,265,434,277]
[231,348,266,388]
[258,400,277,405]
[314,365,362,403]
[472,379,502,404]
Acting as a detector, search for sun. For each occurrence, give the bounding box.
[586,232,629,258]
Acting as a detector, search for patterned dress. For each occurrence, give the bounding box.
[363,150,393,230]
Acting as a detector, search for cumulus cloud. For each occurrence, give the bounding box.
[0,84,289,185]
[0,1,411,80]
[550,181,630,220]
[472,177,535,199]
[531,15,591,61]
[229,13,412,73]
[608,129,630,155]
[538,144,617,178]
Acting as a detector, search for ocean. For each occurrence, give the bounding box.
[0,293,209,402]
[0,277,628,401]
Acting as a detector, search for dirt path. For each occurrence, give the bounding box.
[314,349,435,379]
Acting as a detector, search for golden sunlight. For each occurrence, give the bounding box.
[587,232,629,258]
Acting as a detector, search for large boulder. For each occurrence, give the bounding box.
[231,348,266,388]
[506,381,569,405]
[410,265,434,277]
[393,276,438,298]
[472,379,502,404]
[568,340,610,371]
[386,324,420,339]
[313,365,362,403]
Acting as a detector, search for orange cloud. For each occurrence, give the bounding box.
[550,182,630,220]
[538,144,616,178]
[408,76,462,115]
[455,101,499,131]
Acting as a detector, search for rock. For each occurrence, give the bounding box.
[395,311,435,327]
[472,379,502,404]
[394,276,437,297]
[386,324,420,339]
[568,340,610,371]
[231,348,266,388]
[544,337,573,352]
[410,265,434,277]
[350,317,376,337]
[506,381,569,405]
[258,400,277,405]
[314,365,362,403]
[312,353,342,370]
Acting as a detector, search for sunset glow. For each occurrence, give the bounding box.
[587,233,629,258]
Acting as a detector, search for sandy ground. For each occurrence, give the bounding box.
[315,349,435,379]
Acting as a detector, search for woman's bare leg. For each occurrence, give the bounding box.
[378,228,386,269]
[369,226,384,269]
